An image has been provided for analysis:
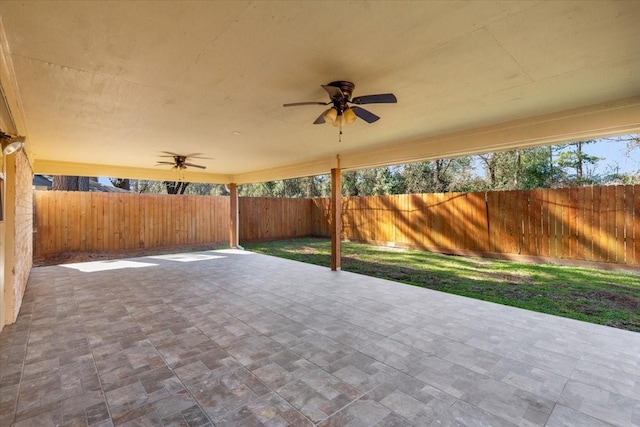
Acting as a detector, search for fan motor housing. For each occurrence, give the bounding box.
[328,81,355,101]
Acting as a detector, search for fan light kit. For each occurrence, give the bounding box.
[284,81,397,141]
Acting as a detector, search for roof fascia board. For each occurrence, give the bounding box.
[232,156,339,185]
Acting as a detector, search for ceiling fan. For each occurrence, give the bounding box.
[155,152,208,170]
[283,81,397,140]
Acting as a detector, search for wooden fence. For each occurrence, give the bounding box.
[33,185,639,266]
[238,197,314,242]
[33,192,230,258]
[322,186,638,266]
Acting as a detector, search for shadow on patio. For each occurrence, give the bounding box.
[1,250,638,426]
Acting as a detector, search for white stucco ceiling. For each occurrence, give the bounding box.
[1,1,639,183]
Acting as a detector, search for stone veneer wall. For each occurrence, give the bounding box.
[4,149,33,326]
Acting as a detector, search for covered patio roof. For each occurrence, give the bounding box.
[1,1,640,183]
[1,250,638,425]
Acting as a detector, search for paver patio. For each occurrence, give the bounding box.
[1,249,638,426]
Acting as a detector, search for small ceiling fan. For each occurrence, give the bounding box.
[283,81,397,140]
[155,152,208,170]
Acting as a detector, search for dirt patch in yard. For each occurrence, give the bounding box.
[583,290,640,311]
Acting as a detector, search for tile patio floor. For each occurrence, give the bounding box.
[1,249,639,426]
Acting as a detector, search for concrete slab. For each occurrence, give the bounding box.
[1,250,638,426]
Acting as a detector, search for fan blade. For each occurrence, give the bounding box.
[184,162,206,169]
[351,93,397,105]
[182,153,208,159]
[321,85,345,100]
[313,109,330,124]
[158,152,210,159]
[352,106,380,123]
[155,161,175,165]
[283,101,327,107]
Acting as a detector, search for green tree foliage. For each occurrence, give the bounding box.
[401,159,473,194]
[518,147,564,189]
[239,176,330,198]
[473,147,566,191]
[164,181,190,194]
[127,180,225,195]
[110,178,130,190]
[109,137,636,197]
[555,141,601,185]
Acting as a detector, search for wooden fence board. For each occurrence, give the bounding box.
[624,185,633,264]
[561,188,571,259]
[525,190,534,256]
[604,186,616,262]
[584,186,594,261]
[575,187,583,259]
[592,187,604,262]
[614,186,624,263]
[618,186,627,263]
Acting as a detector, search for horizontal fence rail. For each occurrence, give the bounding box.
[33,185,638,266]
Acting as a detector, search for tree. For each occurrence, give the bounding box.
[519,147,565,189]
[356,167,401,196]
[164,181,189,194]
[110,178,130,190]
[52,176,90,191]
[129,179,222,195]
[185,183,216,195]
[476,152,521,190]
[300,176,325,198]
[555,140,601,185]
[341,171,360,196]
[131,179,161,193]
[401,162,432,194]
[473,147,568,191]
[400,158,473,194]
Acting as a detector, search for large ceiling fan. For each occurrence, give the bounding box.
[155,152,208,170]
[283,81,397,140]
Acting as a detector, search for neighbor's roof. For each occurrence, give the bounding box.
[32,174,52,188]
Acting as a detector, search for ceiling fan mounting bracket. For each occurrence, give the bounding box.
[327,81,355,102]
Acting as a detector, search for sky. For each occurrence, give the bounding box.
[581,137,638,175]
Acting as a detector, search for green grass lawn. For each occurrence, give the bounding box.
[243,237,640,332]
